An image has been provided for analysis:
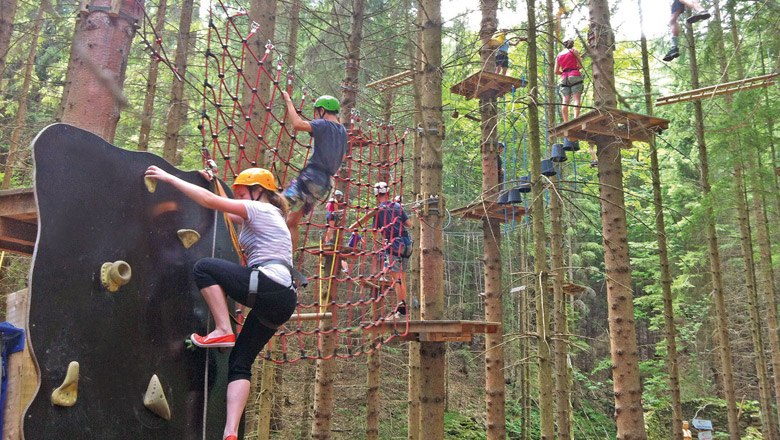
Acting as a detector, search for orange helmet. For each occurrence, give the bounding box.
[233,168,277,191]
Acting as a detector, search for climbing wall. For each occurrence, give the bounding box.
[24,124,237,439]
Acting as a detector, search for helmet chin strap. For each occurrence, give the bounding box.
[251,187,264,202]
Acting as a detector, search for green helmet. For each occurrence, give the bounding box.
[314,95,340,112]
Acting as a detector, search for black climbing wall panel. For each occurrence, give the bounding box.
[25,124,239,439]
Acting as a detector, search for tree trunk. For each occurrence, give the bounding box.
[525,0,555,437]
[137,0,168,152]
[256,350,277,440]
[637,1,683,438]
[407,3,423,438]
[735,6,780,427]
[242,0,276,169]
[339,0,365,124]
[0,0,18,85]
[588,1,647,437]
[298,360,315,439]
[477,2,506,439]
[58,0,143,142]
[162,0,194,164]
[286,0,301,68]
[545,0,572,437]
[2,0,46,189]
[710,3,777,436]
[683,20,741,440]
[417,0,445,437]
[311,255,338,439]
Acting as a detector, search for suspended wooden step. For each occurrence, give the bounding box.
[0,188,37,256]
[367,319,500,342]
[547,281,588,295]
[451,197,526,223]
[366,69,415,92]
[450,70,526,100]
[549,107,669,144]
[656,73,777,107]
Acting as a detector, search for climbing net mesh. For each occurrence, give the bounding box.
[198,2,410,363]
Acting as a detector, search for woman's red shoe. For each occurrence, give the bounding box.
[190,333,235,348]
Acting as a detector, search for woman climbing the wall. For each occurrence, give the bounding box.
[144,166,297,440]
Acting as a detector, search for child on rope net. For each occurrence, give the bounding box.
[281,91,348,251]
[663,0,711,61]
[372,181,412,317]
[324,189,344,245]
[144,166,298,440]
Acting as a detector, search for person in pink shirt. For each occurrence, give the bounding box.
[555,39,597,167]
[554,39,584,123]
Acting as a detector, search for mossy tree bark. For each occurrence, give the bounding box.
[407,2,423,436]
[710,2,777,437]
[137,0,168,152]
[339,0,365,125]
[162,0,194,164]
[0,0,17,84]
[683,19,741,440]
[2,0,46,190]
[588,0,646,437]
[526,0,555,437]
[545,0,572,437]
[417,0,445,437]
[636,1,683,438]
[478,2,506,438]
[59,0,143,143]
[729,4,780,427]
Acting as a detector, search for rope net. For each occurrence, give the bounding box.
[197,1,410,363]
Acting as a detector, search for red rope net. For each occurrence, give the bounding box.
[198,2,411,363]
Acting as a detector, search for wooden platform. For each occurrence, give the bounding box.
[0,188,37,255]
[367,319,500,342]
[451,198,526,222]
[450,70,526,100]
[549,107,669,144]
[366,70,415,92]
[656,73,777,107]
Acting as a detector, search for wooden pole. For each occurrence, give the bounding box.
[684,17,741,440]
[417,0,445,437]
[588,0,647,436]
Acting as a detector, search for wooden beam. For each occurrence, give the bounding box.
[290,312,333,321]
[3,289,36,440]
[0,188,36,219]
[656,73,777,107]
[364,319,500,342]
[0,218,37,246]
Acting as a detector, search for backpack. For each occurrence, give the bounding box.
[393,234,413,259]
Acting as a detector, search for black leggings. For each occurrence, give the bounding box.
[193,257,297,382]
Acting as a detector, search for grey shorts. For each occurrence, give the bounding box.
[559,75,584,97]
[283,166,332,214]
[382,249,406,273]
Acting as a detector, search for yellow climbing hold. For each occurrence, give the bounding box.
[177,229,201,249]
[144,177,157,193]
[143,374,171,420]
[100,260,132,292]
[51,361,79,407]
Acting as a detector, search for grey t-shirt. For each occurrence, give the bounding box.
[307,118,347,176]
[239,201,293,286]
